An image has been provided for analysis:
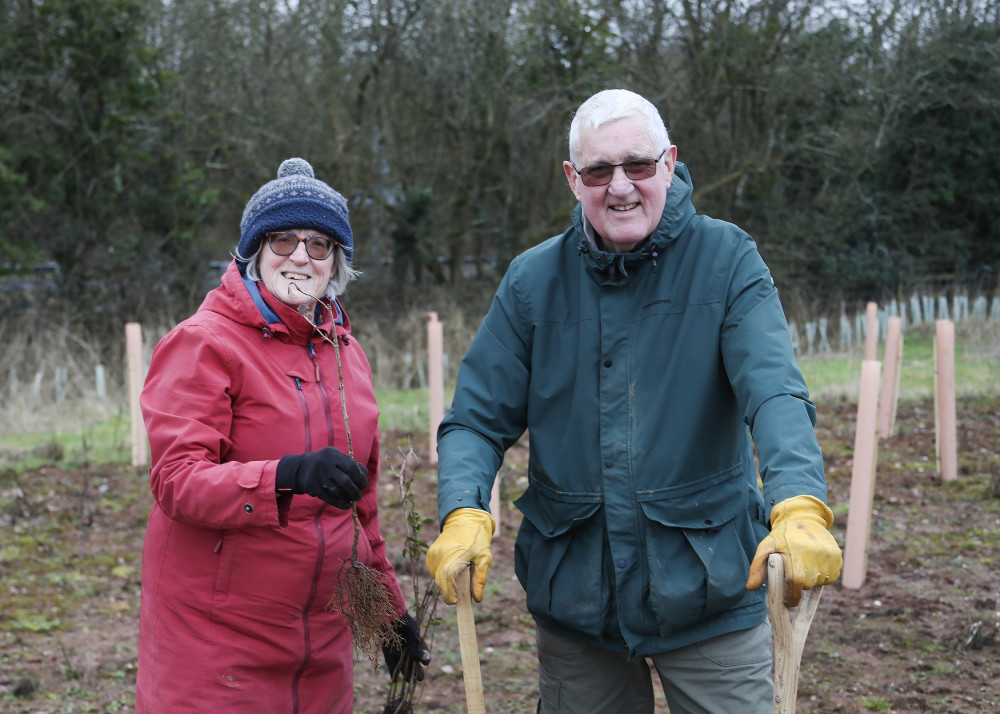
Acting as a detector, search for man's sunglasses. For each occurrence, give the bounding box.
[571,149,666,187]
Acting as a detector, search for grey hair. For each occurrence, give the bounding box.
[568,89,671,164]
[241,243,360,301]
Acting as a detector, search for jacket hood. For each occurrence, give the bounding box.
[573,161,697,285]
[201,261,346,343]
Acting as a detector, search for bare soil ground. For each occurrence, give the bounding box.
[2,396,998,713]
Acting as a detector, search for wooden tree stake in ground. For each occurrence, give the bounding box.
[863,301,879,361]
[768,553,823,714]
[843,359,881,589]
[455,566,486,714]
[934,320,958,482]
[125,322,148,468]
[877,316,903,439]
[427,312,444,466]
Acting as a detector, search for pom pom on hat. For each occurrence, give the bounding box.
[237,158,354,265]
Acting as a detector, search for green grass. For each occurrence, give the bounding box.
[0,413,131,471]
[798,331,999,402]
[0,391,451,472]
[0,325,995,471]
[375,386,455,434]
[861,696,892,712]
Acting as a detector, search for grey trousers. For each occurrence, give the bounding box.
[536,622,773,714]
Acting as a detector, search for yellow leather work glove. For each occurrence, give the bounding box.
[425,508,496,605]
[746,495,843,607]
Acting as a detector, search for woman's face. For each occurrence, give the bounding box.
[258,229,335,308]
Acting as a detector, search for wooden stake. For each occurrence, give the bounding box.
[768,554,823,714]
[455,566,486,714]
[427,312,444,466]
[489,473,502,533]
[863,302,878,361]
[934,320,958,482]
[125,322,148,469]
[842,359,881,589]
[877,316,903,439]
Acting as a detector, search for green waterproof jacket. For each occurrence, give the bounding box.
[437,162,827,658]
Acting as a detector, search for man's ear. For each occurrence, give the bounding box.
[563,161,583,202]
[663,145,678,188]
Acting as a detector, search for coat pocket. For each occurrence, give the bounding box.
[638,477,759,633]
[513,485,608,636]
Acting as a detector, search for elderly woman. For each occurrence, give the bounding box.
[137,158,429,713]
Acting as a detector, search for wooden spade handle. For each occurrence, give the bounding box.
[455,565,486,713]
[767,553,823,714]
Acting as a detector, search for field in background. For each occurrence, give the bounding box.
[1,315,996,467]
[1,314,998,712]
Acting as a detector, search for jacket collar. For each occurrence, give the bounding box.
[212,261,346,342]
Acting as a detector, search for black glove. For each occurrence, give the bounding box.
[382,613,431,683]
[275,447,368,510]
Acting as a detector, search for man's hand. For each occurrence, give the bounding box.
[746,495,843,606]
[425,508,496,605]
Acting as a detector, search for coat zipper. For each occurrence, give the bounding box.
[293,377,311,448]
[290,514,326,714]
[288,343,332,711]
[308,341,336,444]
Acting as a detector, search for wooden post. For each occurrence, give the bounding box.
[934,320,958,482]
[427,312,444,466]
[126,322,148,469]
[863,302,878,361]
[490,473,502,532]
[877,316,903,439]
[455,566,487,714]
[842,360,881,590]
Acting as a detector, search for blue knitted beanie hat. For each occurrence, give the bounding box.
[237,158,354,266]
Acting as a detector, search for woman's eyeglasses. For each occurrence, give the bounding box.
[265,232,337,260]
[571,149,666,187]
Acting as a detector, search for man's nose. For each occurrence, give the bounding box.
[608,165,633,190]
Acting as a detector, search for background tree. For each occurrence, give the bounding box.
[2,0,999,357]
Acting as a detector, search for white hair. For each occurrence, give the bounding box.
[568,89,671,163]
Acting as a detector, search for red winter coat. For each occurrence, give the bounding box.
[136,261,404,713]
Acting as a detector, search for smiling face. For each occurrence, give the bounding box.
[258,228,335,309]
[563,115,676,254]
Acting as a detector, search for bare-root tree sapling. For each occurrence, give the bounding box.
[293,291,402,669]
[384,444,440,714]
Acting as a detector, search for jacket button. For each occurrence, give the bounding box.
[604,458,613,468]
[244,503,253,514]
[603,359,612,368]
[616,559,626,569]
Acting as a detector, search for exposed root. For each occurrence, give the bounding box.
[329,552,402,669]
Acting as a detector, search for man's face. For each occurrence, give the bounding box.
[563,116,676,254]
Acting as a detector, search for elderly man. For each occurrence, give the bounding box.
[427,89,842,714]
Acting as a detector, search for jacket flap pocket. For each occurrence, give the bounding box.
[514,484,602,538]
[639,477,748,529]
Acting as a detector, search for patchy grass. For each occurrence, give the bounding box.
[2,397,998,712]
